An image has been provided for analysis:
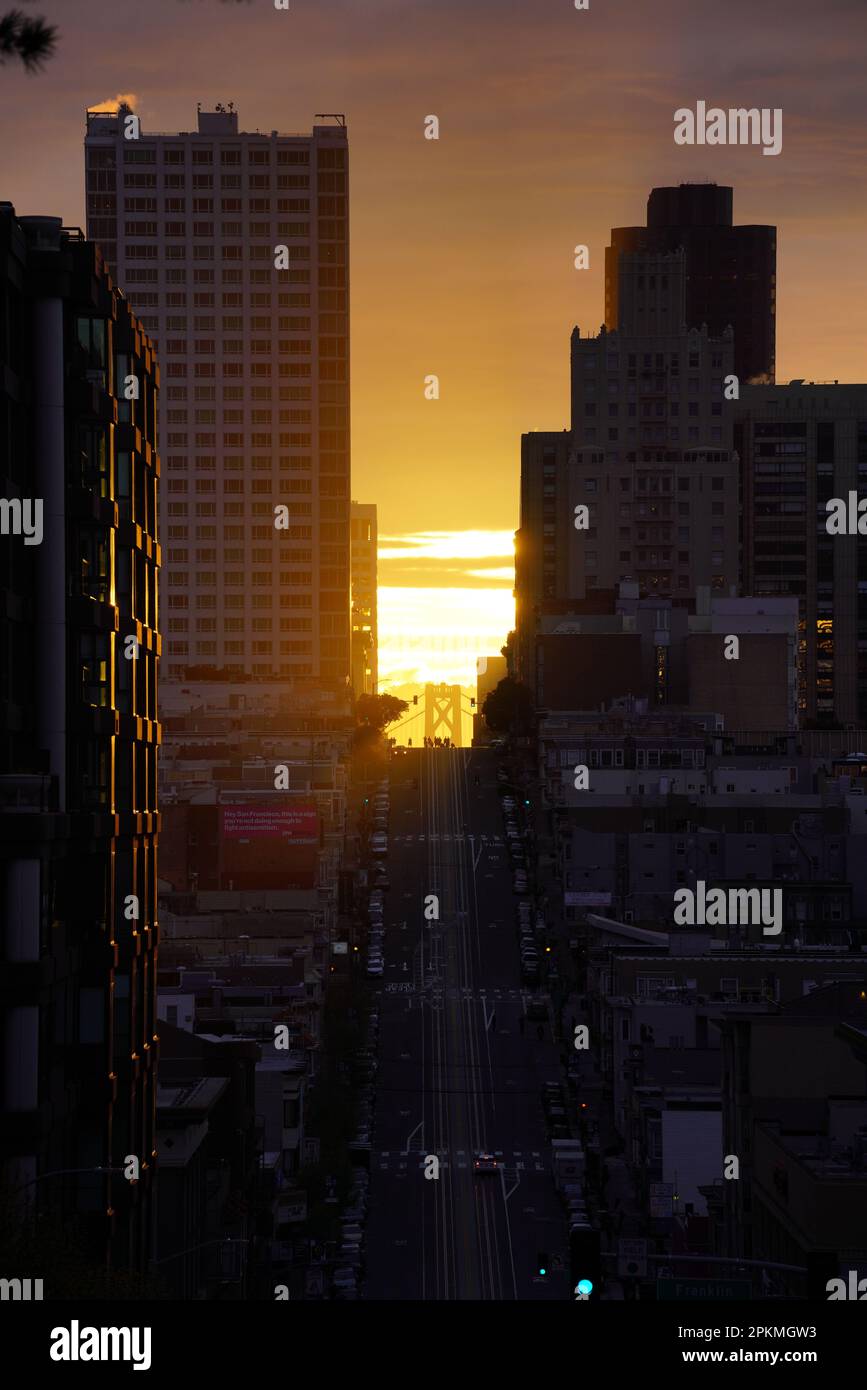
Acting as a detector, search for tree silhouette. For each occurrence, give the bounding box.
[1,0,252,76]
[482,676,534,736]
[355,692,408,732]
[0,8,57,71]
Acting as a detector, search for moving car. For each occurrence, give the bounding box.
[472,1152,500,1174]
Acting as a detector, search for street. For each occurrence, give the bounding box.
[363,747,568,1300]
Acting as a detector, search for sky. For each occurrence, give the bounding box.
[3,0,867,708]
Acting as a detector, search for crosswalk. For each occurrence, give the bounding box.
[382,985,529,1002]
[390,833,504,845]
[374,1148,548,1174]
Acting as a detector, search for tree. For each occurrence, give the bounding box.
[482,676,534,736]
[350,723,382,756]
[0,7,57,71]
[355,692,408,732]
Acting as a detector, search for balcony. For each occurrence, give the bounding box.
[0,773,57,814]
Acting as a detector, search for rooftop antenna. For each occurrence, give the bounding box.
[314,113,346,126]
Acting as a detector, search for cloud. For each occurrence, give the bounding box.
[378,530,515,562]
[87,92,138,113]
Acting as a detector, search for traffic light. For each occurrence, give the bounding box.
[537,1251,549,1277]
[570,1226,601,1301]
[413,694,418,705]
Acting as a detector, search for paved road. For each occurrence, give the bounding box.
[363,747,568,1300]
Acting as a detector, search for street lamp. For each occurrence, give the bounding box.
[11,1166,125,1197]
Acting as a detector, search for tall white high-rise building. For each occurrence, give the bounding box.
[84,104,350,689]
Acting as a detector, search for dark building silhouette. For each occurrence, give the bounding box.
[0,204,159,1278]
[734,380,867,726]
[518,248,739,689]
[606,183,776,385]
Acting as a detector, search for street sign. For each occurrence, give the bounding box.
[657,1278,752,1300]
[618,1237,647,1278]
[277,1190,308,1223]
[649,1182,674,1218]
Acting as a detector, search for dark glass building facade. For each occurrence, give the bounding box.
[0,204,160,1278]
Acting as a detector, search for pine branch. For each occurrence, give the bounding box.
[0,9,58,72]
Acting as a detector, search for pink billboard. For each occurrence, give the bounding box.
[221,804,319,844]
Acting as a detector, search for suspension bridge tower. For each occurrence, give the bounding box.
[424,683,462,746]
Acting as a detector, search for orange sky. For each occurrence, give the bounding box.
[3,0,867,551]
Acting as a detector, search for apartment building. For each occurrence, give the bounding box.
[718,982,867,1290]
[517,250,739,685]
[606,182,776,385]
[735,382,867,726]
[84,103,350,688]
